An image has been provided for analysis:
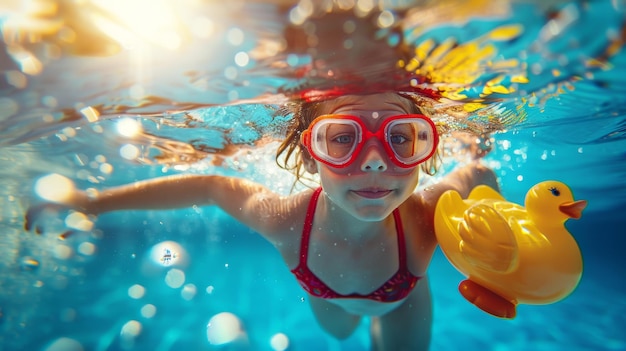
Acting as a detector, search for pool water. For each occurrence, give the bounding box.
[1,1,625,350]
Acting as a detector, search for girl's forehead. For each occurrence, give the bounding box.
[319,93,414,116]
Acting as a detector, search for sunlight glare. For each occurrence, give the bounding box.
[116,118,142,138]
[43,337,84,351]
[6,46,42,75]
[89,0,186,50]
[120,320,142,338]
[165,269,186,288]
[190,16,215,39]
[206,312,244,345]
[35,173,75,203]
[65,211,94,231]
[120,144,140,160]
[181,283,197,301]
[149,241,187,267]
[78,242,96,256]
[377,10,395,28]
[128,284,146,299]
[270,333,289,351]
[234,51,250,67]
[80,106,100,122]
[140,304,157,318]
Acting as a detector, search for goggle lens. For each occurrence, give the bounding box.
[386,118,436,165]
[303,114,438,168]
[311,119,360,165]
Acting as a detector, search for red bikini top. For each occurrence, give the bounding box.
[291,188,421,303]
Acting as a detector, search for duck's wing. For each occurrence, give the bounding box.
[458,203,519,274]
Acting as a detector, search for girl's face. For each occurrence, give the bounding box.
[309,93,421,221]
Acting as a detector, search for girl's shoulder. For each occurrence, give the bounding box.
[399,193,439,268]
[403,189,440,231]
[407,188,438,212]
[251,188,315,240]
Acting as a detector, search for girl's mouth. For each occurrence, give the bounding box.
[351,189,393,199]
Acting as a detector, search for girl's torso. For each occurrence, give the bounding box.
[272,188,438,314]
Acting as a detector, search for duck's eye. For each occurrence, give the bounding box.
[549,187,560,196]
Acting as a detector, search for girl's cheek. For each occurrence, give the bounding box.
[317,164,355,177]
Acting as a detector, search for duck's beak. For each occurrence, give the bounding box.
[559,200,588,219]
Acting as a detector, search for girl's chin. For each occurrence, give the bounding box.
[350,204,397,222]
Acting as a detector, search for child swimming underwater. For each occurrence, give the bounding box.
[26,92,498,350]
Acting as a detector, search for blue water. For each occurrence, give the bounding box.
[1,1,626,350]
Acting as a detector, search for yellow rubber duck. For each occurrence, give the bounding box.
[434,180,587,319]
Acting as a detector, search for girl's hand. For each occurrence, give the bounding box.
[25,194,94,238]
[451,132,493,160]
[25,202,71,234]
[469,134,493,160]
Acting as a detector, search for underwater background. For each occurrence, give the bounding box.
[1,1,625,350]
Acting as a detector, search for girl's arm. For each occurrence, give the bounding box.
[26,175,300,239]
[436,162,498,198]
[420,132,499,206]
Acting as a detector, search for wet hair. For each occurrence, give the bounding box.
[276,93,441,186]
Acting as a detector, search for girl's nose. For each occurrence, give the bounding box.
[360,145,388,172]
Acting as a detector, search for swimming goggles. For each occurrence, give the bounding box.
[301,114,439,168]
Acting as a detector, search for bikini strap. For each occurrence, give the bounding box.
[392,208,408,267]
[299,187,323,264]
